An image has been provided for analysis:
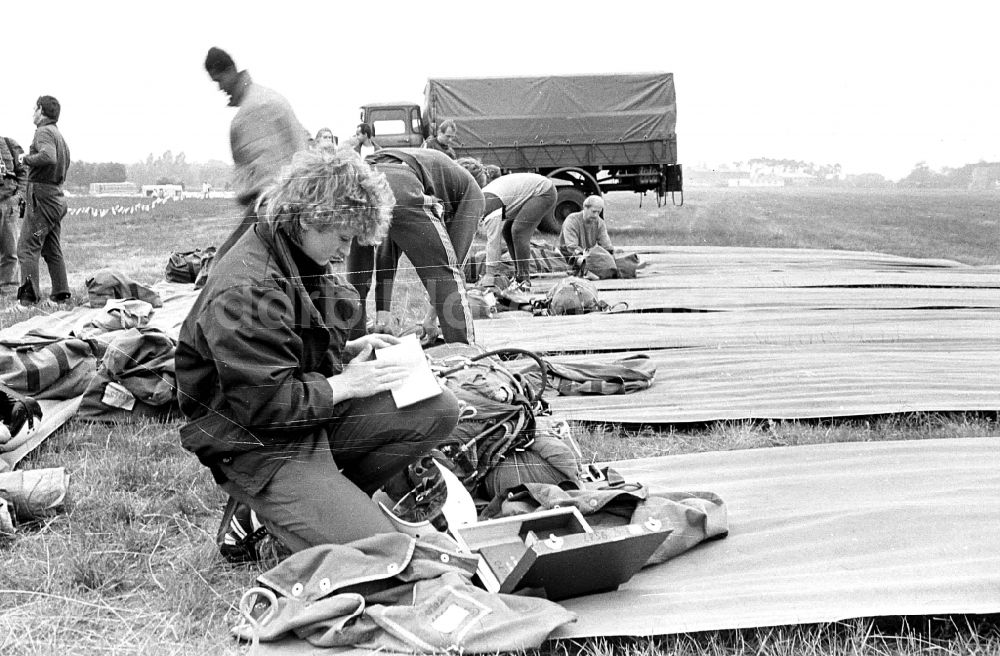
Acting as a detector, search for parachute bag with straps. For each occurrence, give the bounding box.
[584,245,619,279]
[425,344,550,502]
[546,276,608,315]
[165,247,216,284]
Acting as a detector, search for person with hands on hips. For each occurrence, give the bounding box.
[175,147,460,554]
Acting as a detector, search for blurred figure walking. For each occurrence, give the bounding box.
[204,46,307,259]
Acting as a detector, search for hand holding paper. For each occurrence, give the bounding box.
[374,333,443,408]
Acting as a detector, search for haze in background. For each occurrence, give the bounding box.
[3,0,996,181]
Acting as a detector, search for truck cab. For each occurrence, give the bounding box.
[359,102,427,149]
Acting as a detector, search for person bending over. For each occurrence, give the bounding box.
[175,148,460,552]
[480,172,557,291]
[347,148,484,344]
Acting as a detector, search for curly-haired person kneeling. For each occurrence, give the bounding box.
[175,148,459,552]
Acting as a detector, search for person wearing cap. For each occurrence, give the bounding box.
[16,96,72,307]
[422,119,458,159]
[203,46,307,259]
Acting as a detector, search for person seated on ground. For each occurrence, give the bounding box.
[479,171,557,292]
[313,127,337,150]
[422,119,458,159]
[558,194,614,259]
[353,123,381,157]
[483,164,502,184]
[175,148,460,553]
[348,147,484,345]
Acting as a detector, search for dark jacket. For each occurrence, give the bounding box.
[420,136,456,159]
[175,221,360,494]
[0,136,28,202]
[368,148,483,231]
[24,119,70,186]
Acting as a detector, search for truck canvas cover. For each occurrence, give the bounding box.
[425,73,676,149]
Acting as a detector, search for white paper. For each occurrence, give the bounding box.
[374,334,442,408]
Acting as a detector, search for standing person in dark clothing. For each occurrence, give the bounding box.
[16,96,71,307]
[347,148,483,344]
[176,148,460,553]
[0,135,28,294]
[203,47,307,260]
[421,119,458,159]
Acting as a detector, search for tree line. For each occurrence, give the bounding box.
[66,151,232,191]
[897,161,1000,189]
[65,152,1000,192]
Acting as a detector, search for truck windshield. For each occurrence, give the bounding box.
[369,109,408,136]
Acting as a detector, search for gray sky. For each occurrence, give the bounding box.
[4,0,997,180]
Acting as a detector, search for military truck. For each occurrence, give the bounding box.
[359,72,682,232]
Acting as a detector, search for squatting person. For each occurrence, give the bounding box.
[175,148,460,552]
[558,194,614,257]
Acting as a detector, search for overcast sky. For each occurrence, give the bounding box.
[3,0,996,180]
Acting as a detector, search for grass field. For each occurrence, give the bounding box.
[1,187,998,655]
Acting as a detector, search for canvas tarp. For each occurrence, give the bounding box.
[247,436,1000,654]
[425,73,676,147]
[552,436,1000,637]
[0,281,201,468]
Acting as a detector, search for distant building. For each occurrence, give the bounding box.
[141,184,184,199]
[968,165,1000,190]
[89,182,139,196]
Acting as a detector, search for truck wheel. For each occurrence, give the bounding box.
[541,187,585,234]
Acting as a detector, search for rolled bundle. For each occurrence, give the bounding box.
[0,467,70,521]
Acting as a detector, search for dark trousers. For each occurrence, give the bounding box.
[17,182,69,302]
[221,388,459,552]
[0,199,18,286]
[347,163,475,344]
[504,184,557,283]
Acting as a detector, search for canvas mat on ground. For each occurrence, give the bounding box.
[476,246,998,424]
[518,341,1000,423]
[0,281,201,467]
[248,436,1000,655]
